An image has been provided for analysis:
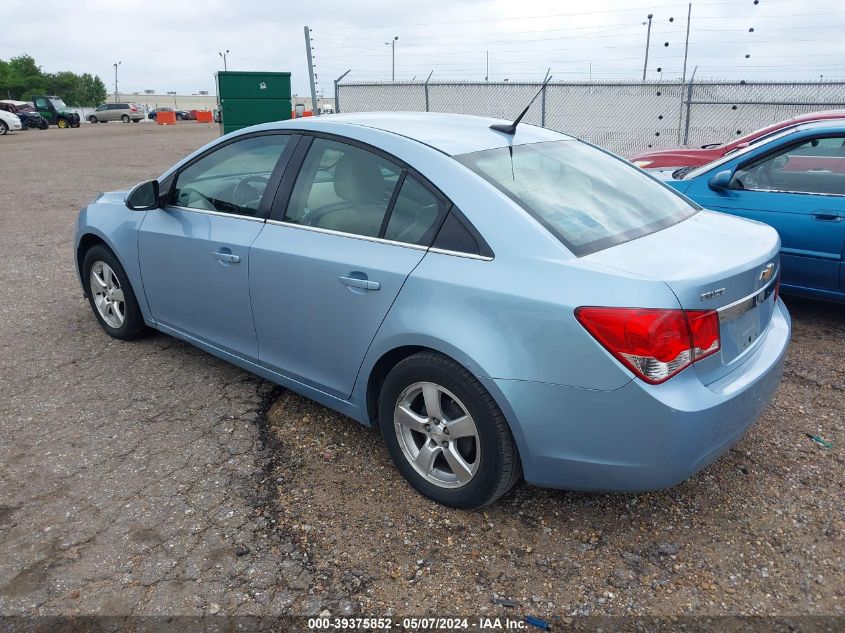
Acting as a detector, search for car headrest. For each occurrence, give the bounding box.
[334,154,385,203]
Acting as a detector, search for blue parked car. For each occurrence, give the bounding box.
[74,113,790,508]
[663,120,845,304]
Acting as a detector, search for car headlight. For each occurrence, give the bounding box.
[633,160,653,168]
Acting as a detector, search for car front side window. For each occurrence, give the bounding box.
[171,134,291,217]
[731,135,845,195]
[285,138,401,238]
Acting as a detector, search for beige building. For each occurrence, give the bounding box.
[109,93,337,114]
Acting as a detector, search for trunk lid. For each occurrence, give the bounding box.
[584,210,780,384]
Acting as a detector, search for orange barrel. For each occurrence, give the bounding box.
[157,111,177,125]
[196,111,213,123]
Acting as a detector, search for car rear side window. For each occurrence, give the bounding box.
[457,140,697,256]
[285,138,402,239]
[384,175,444,245]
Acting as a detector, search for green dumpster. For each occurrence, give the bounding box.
[215,71,292,135]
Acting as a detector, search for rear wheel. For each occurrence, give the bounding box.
[56,118,69,129]
[121,114,130,123]
[0,121,7,135]
[378,352,521,509]
[82,244,147,340]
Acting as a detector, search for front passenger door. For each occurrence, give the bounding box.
[694,135,845,294]
[138,133,295,359]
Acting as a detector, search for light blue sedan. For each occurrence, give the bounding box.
[663,120,845,304]
[75,113,791,508]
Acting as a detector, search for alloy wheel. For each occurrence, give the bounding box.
[393,382,481,489]
[89,261,126,328]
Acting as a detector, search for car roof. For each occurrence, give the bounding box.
[792,119,845,133]
[268,112,572,156]
[789,109,845,123]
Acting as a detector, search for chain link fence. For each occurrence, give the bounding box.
[336,80,845,157]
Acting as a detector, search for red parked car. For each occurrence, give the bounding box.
[631,110,845,170]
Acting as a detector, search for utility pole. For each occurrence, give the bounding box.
[642,13,653,81]
[219,50,229,71]
[113,61,121,101]
[485,50,489,81]
[385,36,398,81]
[678,3,692,143]
[304,26,318,115]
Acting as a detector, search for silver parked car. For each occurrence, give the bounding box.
[88,103,143,124]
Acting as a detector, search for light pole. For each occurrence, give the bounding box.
[113,61,122,101]
[219,50,229,71]
[384,36,398,81]
[642,14,653,81]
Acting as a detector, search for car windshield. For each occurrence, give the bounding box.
[50,98,68,110]
[456,140,698,256]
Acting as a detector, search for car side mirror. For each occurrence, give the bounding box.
[126,180,160,211]
[708,169,734,191]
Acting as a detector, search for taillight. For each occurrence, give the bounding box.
[575,307,721,384]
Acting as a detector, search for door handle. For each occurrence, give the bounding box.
[811,212,844,222]
[339,276,380,291]
[212,251,241,263]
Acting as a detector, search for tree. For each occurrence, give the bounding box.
[0,54,106,105]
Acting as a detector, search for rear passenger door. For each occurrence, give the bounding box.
[250,135,448,398]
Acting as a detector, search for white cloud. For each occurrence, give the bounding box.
[2,0,842,98]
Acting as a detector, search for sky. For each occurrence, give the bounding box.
[3,0,843,97]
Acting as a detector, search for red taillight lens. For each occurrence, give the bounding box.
[575,307,720,384]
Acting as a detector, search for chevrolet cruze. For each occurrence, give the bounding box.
[74,113,791,508]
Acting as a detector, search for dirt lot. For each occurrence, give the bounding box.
[0,123,842,624]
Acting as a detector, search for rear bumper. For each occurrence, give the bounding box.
[487,300,791,492]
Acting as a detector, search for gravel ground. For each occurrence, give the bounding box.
[0,123,842,624]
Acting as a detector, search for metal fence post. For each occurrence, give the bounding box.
[683,68,697,146]
[541,68,550,127]
[424,71,433,112]
[333,70,351,114]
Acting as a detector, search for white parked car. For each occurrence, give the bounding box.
[0,109,22,135]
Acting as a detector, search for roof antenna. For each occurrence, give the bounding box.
[490,71,553,135]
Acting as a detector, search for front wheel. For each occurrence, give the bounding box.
[82,244,147,340]
[0,121,7,135]
[39,120,48,130]
[56,118,69,129]
[379,352,521,509]
[88,115,98,124]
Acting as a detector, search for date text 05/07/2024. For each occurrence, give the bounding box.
[307,616,542,631]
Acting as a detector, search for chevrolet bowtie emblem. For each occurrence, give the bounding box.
[759,263,775,283]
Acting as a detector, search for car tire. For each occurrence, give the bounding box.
[121,114,130,123]
[378,351,521,509]
[57,118,69,128]
[88,115,98,124]
[39,120,48,130]
[0,121,7,135]
[176,114,183,121]
[82,244,147,341]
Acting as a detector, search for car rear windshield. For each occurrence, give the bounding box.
[456,140,698,256]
